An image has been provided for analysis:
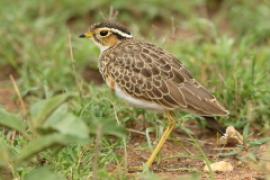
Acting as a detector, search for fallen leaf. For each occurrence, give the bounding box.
[204,161,233,172]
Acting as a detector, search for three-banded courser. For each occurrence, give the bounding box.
[79,21,229,169]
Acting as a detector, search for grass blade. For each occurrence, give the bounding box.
[30,93,73,127]
[42,105,89,138]
[24,166,65,180]
[16,133,87,163]
[0,108,26,133]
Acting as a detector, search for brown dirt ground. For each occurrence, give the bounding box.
[0,65,19,81]
[108,123,266,180]
[82,66,104,85]
[0,87,18,112]
[0,65,19,112]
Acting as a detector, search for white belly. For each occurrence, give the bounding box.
[115,85,165,112]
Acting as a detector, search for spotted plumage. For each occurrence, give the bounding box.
[99,39,228,116]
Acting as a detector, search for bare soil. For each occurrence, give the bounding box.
[0,65,19,112]
[0,87,18,112]
[109,122,266,180]
[82,66,104,85]
[0,65,19,81]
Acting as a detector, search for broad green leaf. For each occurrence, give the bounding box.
[81,98,126,138]
[42,105,89,139]
[16,133,87,163]
[24,166,65,180]
[30,93,73,127]
[85,116,126,137]
[0,108,26,133]
[0,140,9,167]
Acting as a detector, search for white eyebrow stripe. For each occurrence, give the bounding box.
[110,28,133,38]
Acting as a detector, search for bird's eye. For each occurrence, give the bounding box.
[100,30,108,36]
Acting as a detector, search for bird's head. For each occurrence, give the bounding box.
[79,21,133,52]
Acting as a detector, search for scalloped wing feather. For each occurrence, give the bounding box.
[99,40,229,116]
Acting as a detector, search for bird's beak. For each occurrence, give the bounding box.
[79,31,93,38]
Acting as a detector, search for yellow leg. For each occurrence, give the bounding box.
[146,111,176,168]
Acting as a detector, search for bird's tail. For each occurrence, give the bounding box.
[202,116,226,134]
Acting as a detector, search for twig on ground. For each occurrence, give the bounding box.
[127,128,146,136]
[9,75,27,116]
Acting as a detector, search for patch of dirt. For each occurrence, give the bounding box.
[0,65,18,81]
[206,0,224,17]
[0,167,13,180]
[0,65,20,112]
[82,66,104,85]
[0,86,19,112]
[108,122,265,180]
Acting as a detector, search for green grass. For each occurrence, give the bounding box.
[0,0,270,179]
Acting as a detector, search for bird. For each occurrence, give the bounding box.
[79,21,229,169]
